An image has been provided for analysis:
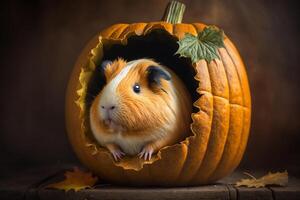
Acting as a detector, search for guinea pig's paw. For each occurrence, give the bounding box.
[111,150,125,161]
[106,144,125,161]
[138,145,154,161]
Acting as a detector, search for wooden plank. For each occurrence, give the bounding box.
[225,171,273,200]
[235,187,273,200]
[37,185,230,200]
[1,166,300,200]
[222,170,300,200]
[269,177,300,200]
[225,184,237,200]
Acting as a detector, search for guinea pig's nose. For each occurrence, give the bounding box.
[101,105,116,110]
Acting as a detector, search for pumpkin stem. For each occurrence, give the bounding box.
[162,1,185,24]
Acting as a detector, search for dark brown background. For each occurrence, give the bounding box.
[1,0,299,178]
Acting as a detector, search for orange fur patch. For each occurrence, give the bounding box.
[104,58,127,81]
[115,60,174,134]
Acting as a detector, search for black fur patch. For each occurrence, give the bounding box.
[147,65,171,86]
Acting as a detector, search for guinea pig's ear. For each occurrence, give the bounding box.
[100,58,126,81]
[147,66,171,89]
[100,60,114,80]
[100,60,112,72]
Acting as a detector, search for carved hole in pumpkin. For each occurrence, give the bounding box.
[85,29,200,169]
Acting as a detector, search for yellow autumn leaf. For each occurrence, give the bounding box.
[46,167,98,192]
[236,171,288,188]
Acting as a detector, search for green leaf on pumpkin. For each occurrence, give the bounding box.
[175,26,225,63]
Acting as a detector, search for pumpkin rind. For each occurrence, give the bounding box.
[65,21,251,186]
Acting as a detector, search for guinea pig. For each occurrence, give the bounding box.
[89,58,192,161]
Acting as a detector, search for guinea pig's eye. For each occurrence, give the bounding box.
[133,83,141,93]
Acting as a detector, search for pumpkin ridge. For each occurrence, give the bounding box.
[114,24,131,39]
[220,44,248,175]
[231,114,250,172]
[192,23,206,33]
[222,46,246,115]
[176,60,214,184]
[118,24,131,39]
[197,89,247,109]
[193,91,248,117]
[156,22,174,35]
[227,109,249,178]
[210,52,233,179]
[222,40,250,175]
[168,22,174,34]
[143,22,163,36]
[174,144,189,183]
[213,95,247,108]
[191,59,230,183]
[198,58,232,181]
[118,23,148,44]
[188,61,215,184]
[177,124,205,184]
[187,62,214,182]
[224,39,251,107]
[141,23,153,35]
[193,92,214,117]
[110,24,129,39]
[199,96,230,182]
[234,109,251,167]
[209,105,244,181]
[124,23,148,38]
[223,41,245,107]
[191,23,200,35]
[206,60,230,98]
[208,48,240,180]
[196,87,211,94]
[219,48,244,104]
[173,23,191,39]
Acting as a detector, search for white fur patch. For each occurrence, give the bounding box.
[99,59,143,110]
[92,127,171,155]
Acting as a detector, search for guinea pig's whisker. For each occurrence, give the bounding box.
[161,88,168,94]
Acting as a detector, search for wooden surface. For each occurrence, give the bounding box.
[0,166,299,200]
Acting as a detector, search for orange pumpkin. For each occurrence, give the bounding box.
[65,1,251,186]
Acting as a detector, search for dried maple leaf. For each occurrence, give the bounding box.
[46,167,98,192]
[236,171,288,188]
